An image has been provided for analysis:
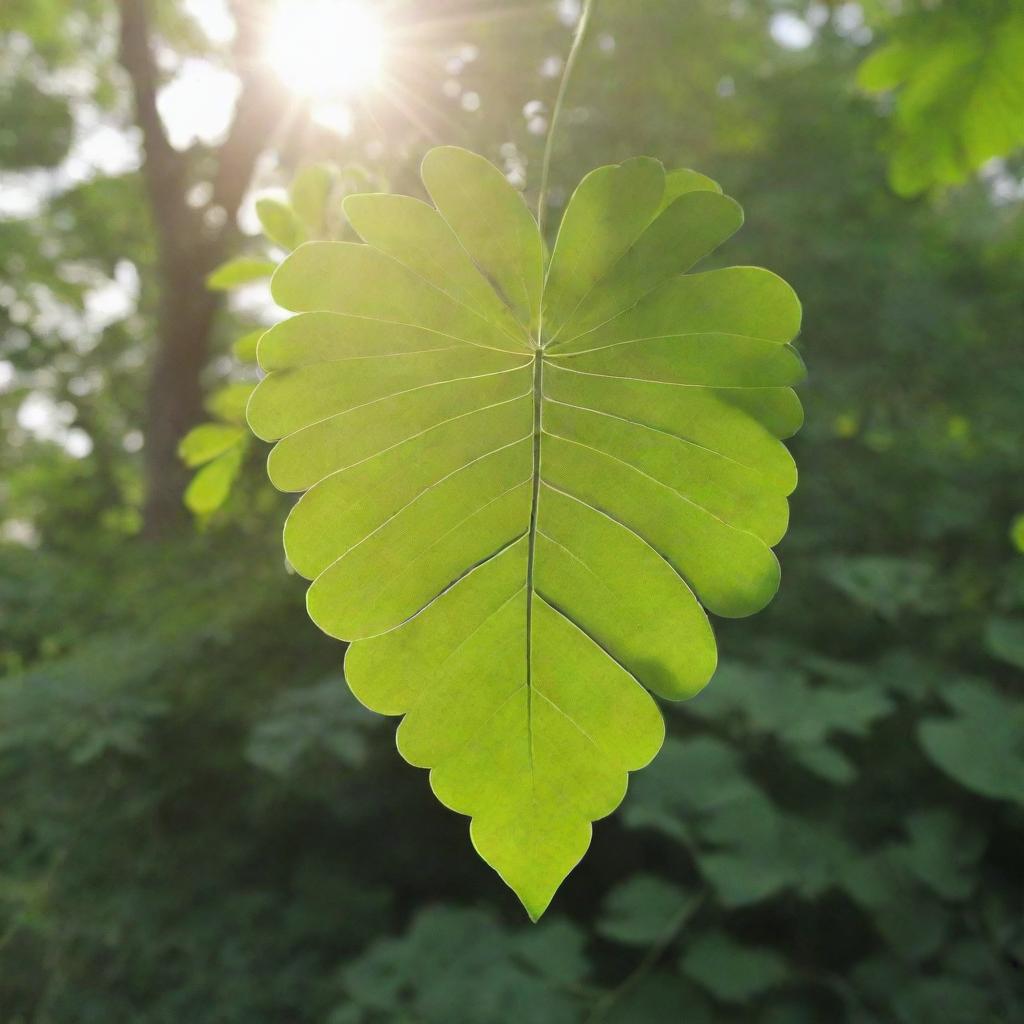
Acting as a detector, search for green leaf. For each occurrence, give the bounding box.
[177,423,245,468]
[512,917,590,986]
[205,381,256,425]
[893,810,985,901]
[680,930,788,1004]
[245,676,381,776]
[597,874,698,946]
[891,977,995,1024]
[598,976,711,1024]
[0,77,73,169]
[1010,513,1024,554]
[790,745,856,784]
[420,146,544,333]
[247,148,802,918]
[918,680,1024,804]
[289,163,335,234]
[840,850,950,961]
[231,328,264,363]
[856,41,914,93]
[661,167,723,206]
[683,660,892,785]
[183,444,245,514]
[206,257,276,291]
[338,906,583,1023]
[820,556,945,621]
[623,737,852,907]
[256,197,307,251]
[857,8,1024,195]
[984,617,1024,671]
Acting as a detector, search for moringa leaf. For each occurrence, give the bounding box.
[247,147,803,919]
[178,417,250,517]
[289,163,335,234]
[255,197,307,252]
[177,422,245,468]
[205,380,256,425]
[231,327,264,363]
[205,256,276,290]
[183,443,245,515]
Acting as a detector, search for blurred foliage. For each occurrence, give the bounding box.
[179,163,376,516]
[0,78,73,170]
[858,0,1024,195]
[2,0,1024,1021]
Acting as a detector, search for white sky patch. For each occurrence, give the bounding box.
[770,12,815,50]
[183,0,236,45]
[84,260,139,332]
[16,391,94,458]
[981,159,1024,204]
[228,279,282,324]
[72,121,140,176]
[806,3,831,29]
[64,427,93,458]
[17,391,72,434]
[0,171,49,217]
[557,0,581,28]
[834,2,872,44]
[157,59,241,149]
[0,519,40,548]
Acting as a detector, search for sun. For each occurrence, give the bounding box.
[265,0,387,100]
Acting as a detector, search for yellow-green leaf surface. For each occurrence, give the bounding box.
[178,423,245,468]
[247,147,804,919]
[256,197,308,252]
[184,443,245,514]
[232,328,264,363]
[206,381,256,425]
[289,163,335,233]
[206,257,276,291]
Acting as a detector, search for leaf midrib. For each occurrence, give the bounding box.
[524,351,544,773]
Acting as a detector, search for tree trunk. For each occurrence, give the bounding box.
[140,262,221,537]
[117,0,283,538]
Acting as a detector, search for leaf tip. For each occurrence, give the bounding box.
[468,814,592,923]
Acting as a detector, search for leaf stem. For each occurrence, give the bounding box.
[537,0,599,240]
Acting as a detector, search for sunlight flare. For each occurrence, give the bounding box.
[265,0,387,100]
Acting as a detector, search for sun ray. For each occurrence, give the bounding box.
[265,0,388,100]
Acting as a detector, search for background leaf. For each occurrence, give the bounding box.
[680,931,788,1003]
[184,444,245,515]
[597,875,698,946]
[918,680,1024,804]
[256,197,308,251]
[178,423,245,468]
[206,257,277,290]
